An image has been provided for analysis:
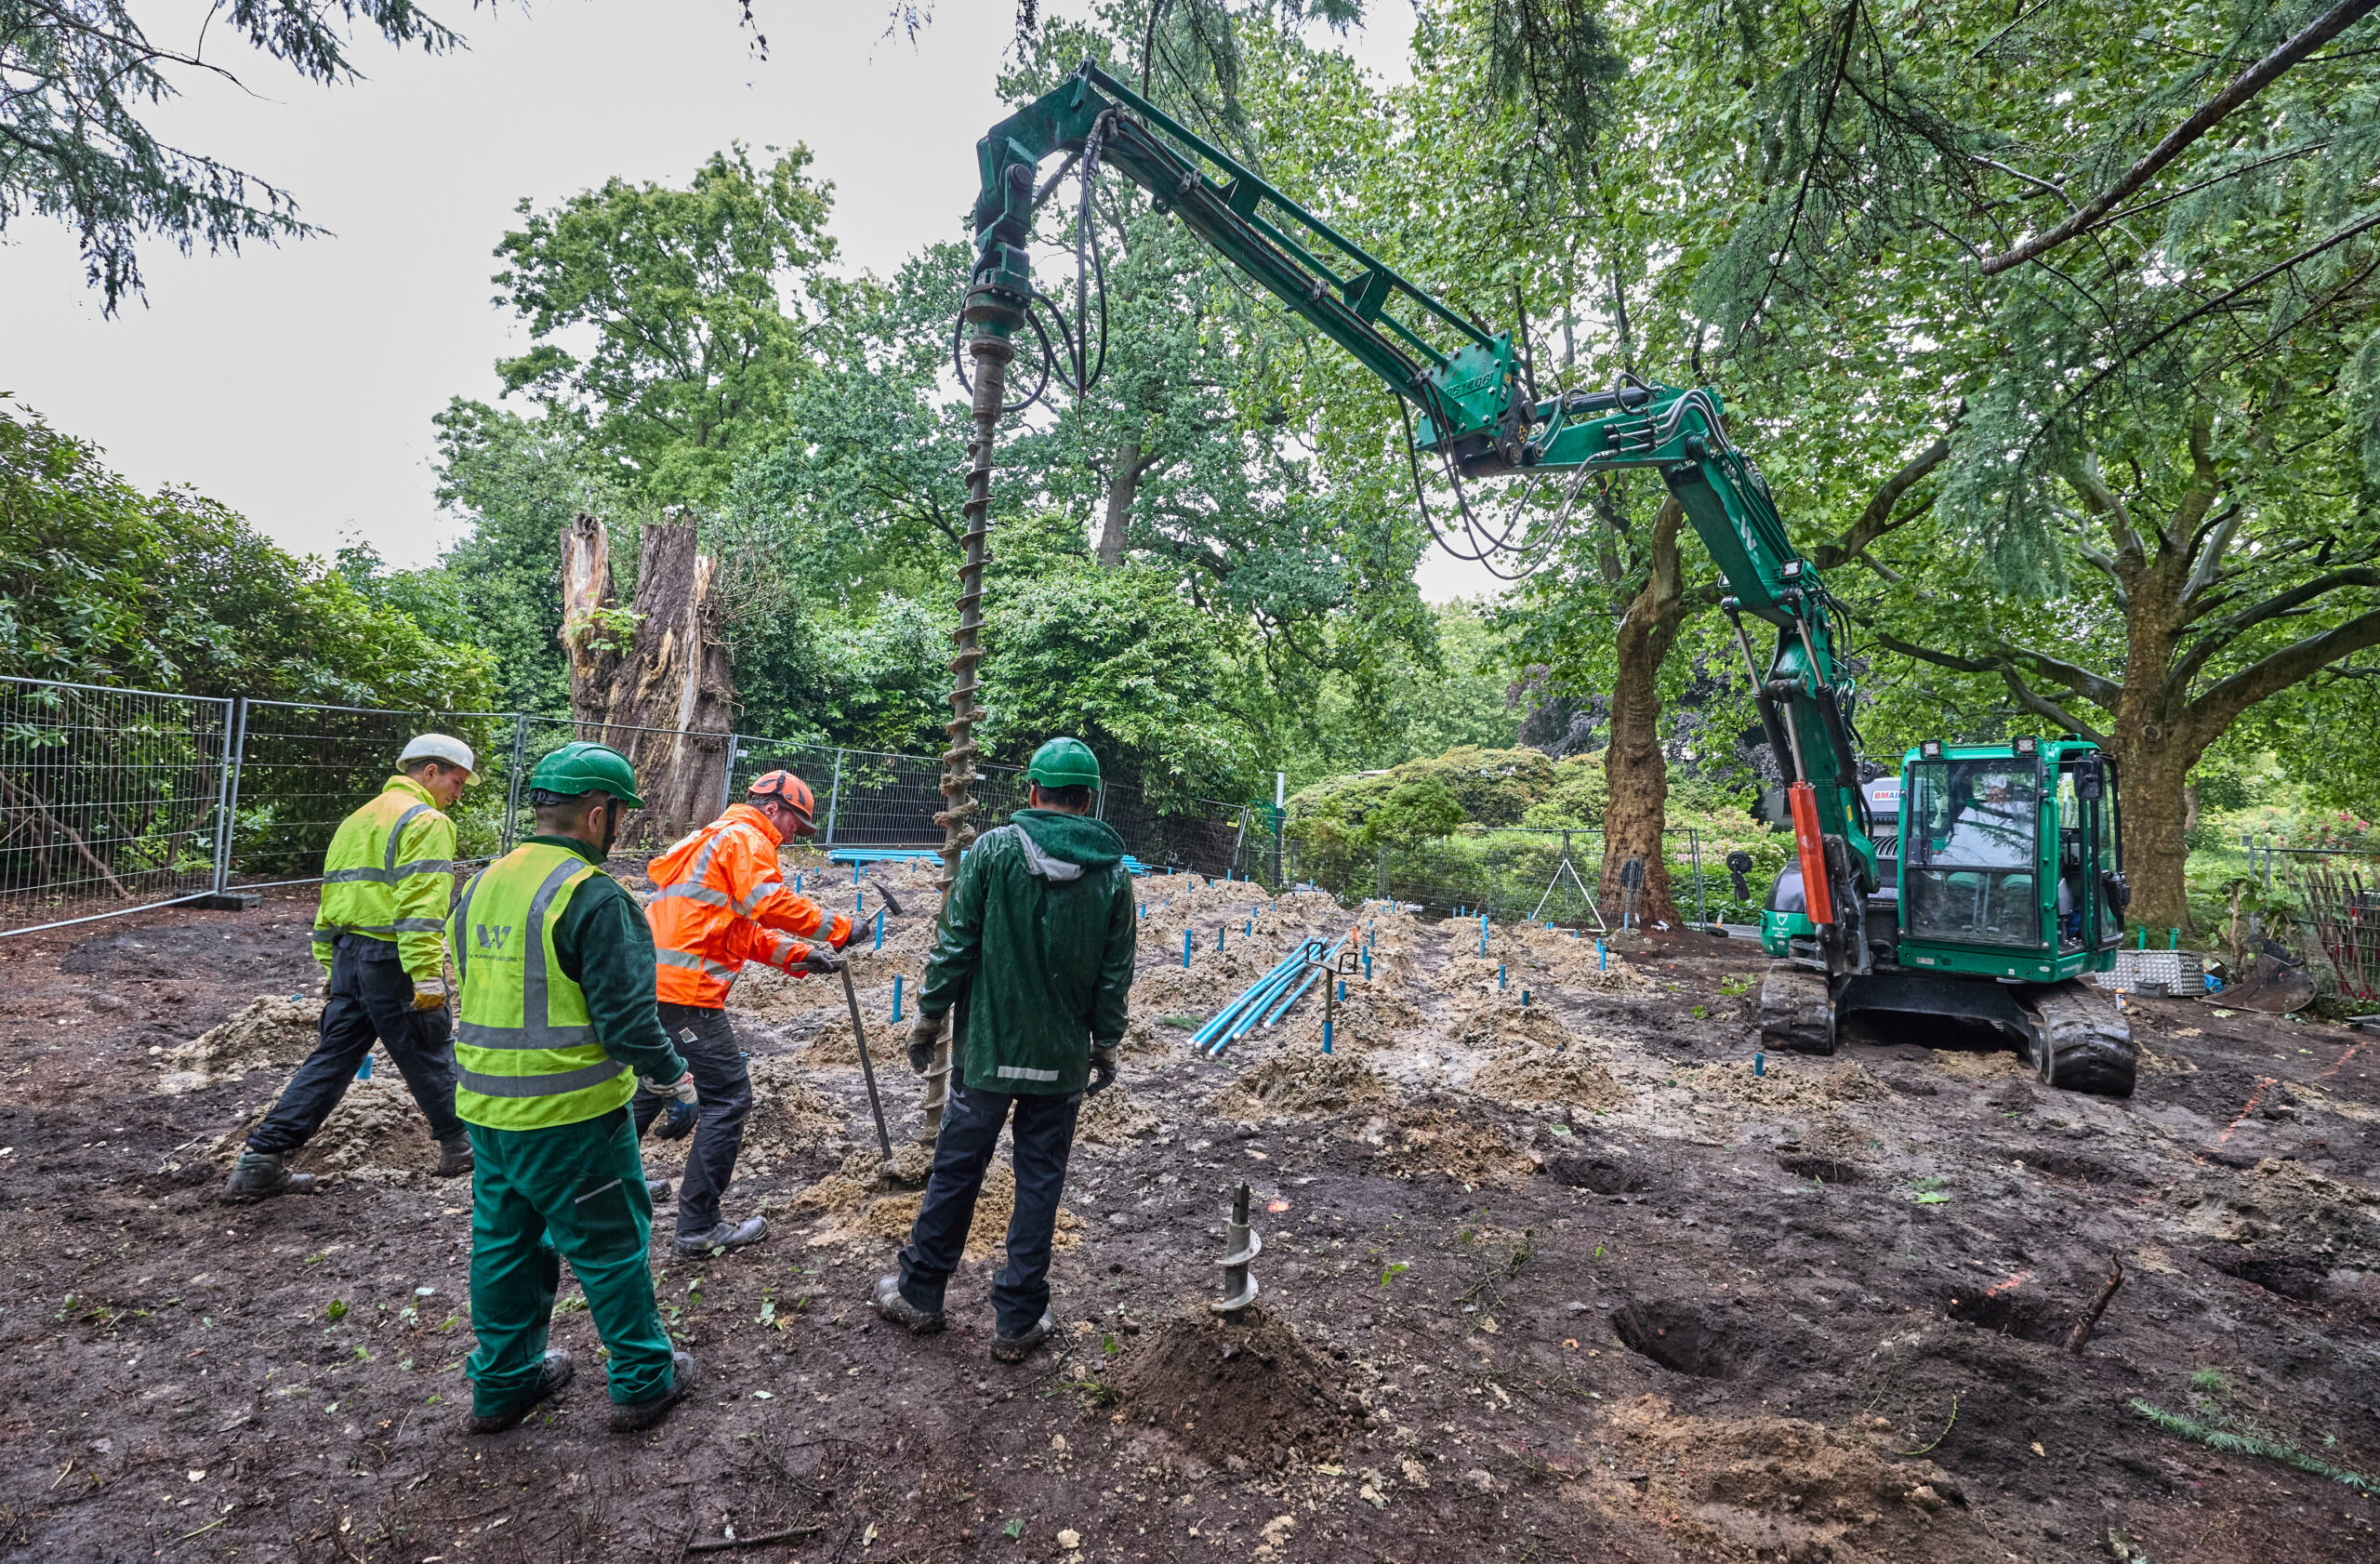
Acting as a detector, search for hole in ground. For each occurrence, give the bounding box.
[1942,1285,2068,1345]
[1609,1302,1746,1379]
[2202,1248,2327,1304]
[1776,1153,1866,1185]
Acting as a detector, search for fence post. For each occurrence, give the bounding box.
[1691,827,1706,929]
[500,713,531,855]
[718,732,741,815]
[823,749,845,847]
[209,696,245,895]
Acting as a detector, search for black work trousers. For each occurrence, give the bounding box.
[898,1078,1082,1336]
[246,936,460,1156]
[632,1001,753,1237]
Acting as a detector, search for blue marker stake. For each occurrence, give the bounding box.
[1480,917,1488,957]
[795,871,802,893]
[1499,964,1506,990]
[356,1054,373,1080]
[1323,1017,1334,1054]
[1183,931,1193,969]
[1754,1052,1765,1078]
[1363,950,1372,980]
[892,974,904,1022]
[1337,979,1346,1001]
[1521,989,1530,1007]
[1598,941,1607,972]
[875,909,884,950]
[853,862,861,886]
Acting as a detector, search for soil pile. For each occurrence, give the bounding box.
[1078,1080,1159,1144]
[794,1143,1082,1258]
[805,1007,909,1068]
[1368,1103,1540,1184]
[159,994,320,1090]
[1679,1058,1893,1110]
[1110,1307,1365,1470]
[1468,1042,1626,1110]
[1577,1395,1996,1564]
[1213,1051,1392,1120]
[211,1072,437,1185]
[1445,990,1577,1052]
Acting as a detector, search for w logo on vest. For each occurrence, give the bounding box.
[477,923,516,952]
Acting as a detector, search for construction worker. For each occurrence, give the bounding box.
[640,769,853,1256]
[447,741,698,1435]
[227,734,478,1200]
[875,736,1135,1362]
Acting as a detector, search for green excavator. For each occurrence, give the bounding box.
[954,62,2137,1096]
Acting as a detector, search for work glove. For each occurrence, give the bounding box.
[640,1073,699,1140]
[792,947,844,976]
[409,975,449,1012]
[1087,1044,1118,1096]
[907,1011,945,1075]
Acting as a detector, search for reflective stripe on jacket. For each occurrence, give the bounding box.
[311,775,456,978]
[447,842,636,1130]
[643,803,852,1007]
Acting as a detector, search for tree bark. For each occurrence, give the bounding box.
[1094,441,1147,568]
[557,510,735,846]
[1600,497,1687,927]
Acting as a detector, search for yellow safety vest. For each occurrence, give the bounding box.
[447,842,634,1131]
[312,775,456,977]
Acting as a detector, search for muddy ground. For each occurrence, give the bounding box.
[1,850,2375,1563]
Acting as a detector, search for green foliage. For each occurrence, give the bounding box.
[1520,753,1609,828]
[492,145,841,509]
[1363,777,1466,848]
[0,404,493,709]
[3,0,466,311]
[2127,1399,2377,1497]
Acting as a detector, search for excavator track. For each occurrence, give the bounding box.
[1759,962,1835,1055]
[2023,980,2136,1098]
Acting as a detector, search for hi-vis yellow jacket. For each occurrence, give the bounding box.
[311,775,456,979]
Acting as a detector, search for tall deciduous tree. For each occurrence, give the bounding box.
[491,144,842,509]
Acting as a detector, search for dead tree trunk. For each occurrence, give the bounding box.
[558,510,734,846]
[1600,497,1687,928]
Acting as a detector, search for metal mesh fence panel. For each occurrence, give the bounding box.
[224,702,518,889]
[0,677,232,934]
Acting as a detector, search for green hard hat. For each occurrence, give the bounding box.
[528,741,644,808]
[1026,736,1102,789]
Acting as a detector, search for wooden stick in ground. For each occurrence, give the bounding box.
[840,960,893,1161]
[685,1522,825,1554]
[2067,1253,2126,1355]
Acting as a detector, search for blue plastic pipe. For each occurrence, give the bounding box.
[892,974,904,1021]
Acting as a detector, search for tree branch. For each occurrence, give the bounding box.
[1978,0,2380,274]
[2188,606,2380,734]
[1814,423,1956,569]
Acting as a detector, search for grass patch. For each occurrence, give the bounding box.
[2128,1399,2377,1496]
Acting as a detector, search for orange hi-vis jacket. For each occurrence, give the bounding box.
[644,803,853,1008]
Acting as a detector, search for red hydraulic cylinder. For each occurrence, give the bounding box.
[1788,781,1835,926]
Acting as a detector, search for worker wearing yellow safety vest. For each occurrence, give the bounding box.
[227,735,479,1201]
[447,742,699,1436]
[639,769,853,1257]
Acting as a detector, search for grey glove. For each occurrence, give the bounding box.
[1087,1045,1118,1096]
[907,1011,944,1075]
[793,948,845,976]
[639,1072,698,1140]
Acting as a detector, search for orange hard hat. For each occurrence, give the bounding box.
[747,770,817,835]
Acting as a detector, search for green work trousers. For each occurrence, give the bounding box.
[465,1107,677,1414]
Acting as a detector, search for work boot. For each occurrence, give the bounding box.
[461,1349,574,1436]
[872,1275,945,1335]
[990,1312,1055,1364]
[433,1134,473,1179]
[223,1152,316,1202]
[610,1351,696,1434]
[646,1178,673,1204]
[674,1216,767,1258]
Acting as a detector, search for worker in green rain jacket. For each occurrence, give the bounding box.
[228,735,479,1200]
[875,736,1136,1363]
[446,742,701,1436]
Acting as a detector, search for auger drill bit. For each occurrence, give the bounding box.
[1212,1181,1261,1318]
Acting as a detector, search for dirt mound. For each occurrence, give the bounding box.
[1929,1047,2030,1081]
[1572,1395,1996,1564]
[1078,1080,1158,1144]
[1212,1051,1392,1120]
[793,1146,1081,1258]
[1110,1307,1365,1470]
[1680,1057,1892,1110]
[804,1008,909,1068]
[1467,1043,1625,1110]
[159,994,320,1091]
[1364,1103,1540,1184]
[211,1073,439,1185]
[1446,991,1578,1052]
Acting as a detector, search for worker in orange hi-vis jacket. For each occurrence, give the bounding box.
[639,770,853,1257]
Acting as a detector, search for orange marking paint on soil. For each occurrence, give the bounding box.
[2216,1076,2280,1145]
[2317,1041,2366,1080]
[1986,1269,2032,1296]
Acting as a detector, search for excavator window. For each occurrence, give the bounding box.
[1903,759,2043,948]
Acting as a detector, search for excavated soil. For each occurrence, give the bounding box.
[1108,1306,1368,1471]
[3,864,2379,1562]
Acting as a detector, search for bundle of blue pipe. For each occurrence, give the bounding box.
[1195,933,1351,1056]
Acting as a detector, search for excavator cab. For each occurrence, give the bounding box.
[1759,736,2136,1095]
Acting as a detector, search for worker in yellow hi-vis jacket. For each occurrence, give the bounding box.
[226,735,478,1200]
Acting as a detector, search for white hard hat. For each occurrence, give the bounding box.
[399,733,479,784]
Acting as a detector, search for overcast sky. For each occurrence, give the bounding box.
[3,1,1504,599]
